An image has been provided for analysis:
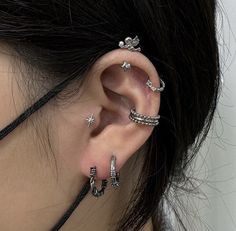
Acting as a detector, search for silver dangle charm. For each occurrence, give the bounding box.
[86,114,95,127]
[129,108,160,127]
[110,155,120,188]
[146,78,165,93]
[90,167,108,197]
[121,61,131,71]
[119,36,141,52]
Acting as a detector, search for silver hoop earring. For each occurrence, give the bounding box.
[110,155,120,188]
[121,61,131,71]
[119,36,141,52]
[146,79,165,93]
[90,167,108,197]
[129,108,160,127]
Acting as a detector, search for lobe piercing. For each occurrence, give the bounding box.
[119,36,141,52]
[110,155,120,188]
[121,61,131,71]
[86,114,95,127]
[90,166,108,197]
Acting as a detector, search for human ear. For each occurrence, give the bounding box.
[78,48,162,179]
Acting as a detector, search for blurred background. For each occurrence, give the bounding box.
[181,0,236,230]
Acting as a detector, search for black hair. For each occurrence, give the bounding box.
[0,0,220,230]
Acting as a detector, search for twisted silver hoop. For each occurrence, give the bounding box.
[110,155,120,188]
[129,108,160,126]
[90,167,108,197]
[119,36,141,52]
[146,79,165,93]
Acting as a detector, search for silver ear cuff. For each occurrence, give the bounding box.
[146,79,165,93]
[129,108,160,126]
[121,61,131,71]
[110,155,120,188]
[119,36,141,52]
[90,167,108,197]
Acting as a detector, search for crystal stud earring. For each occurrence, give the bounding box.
[86,114,95,127]
[121,61,131,71]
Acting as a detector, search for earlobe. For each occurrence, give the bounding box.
[78,47,164,185]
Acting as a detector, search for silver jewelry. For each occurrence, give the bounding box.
[121,61,131,71]
[146,79,165,93]
[119,36,141,52]
[86,114,95,127]
[90,166,108,197]
[110,155,120,188]
[129,108,160,126]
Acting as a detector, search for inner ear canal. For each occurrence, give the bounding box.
[91,87,132,137]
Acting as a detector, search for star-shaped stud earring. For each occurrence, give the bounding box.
[86,114,95,127]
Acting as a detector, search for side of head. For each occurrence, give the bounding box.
[0,1,220,230]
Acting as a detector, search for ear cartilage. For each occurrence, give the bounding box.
[121,61,131,71]
[129,108,160,127]
[146,79,165,93]
[110,155,120,188]
[119,35,141,52]
[86,114,95,127]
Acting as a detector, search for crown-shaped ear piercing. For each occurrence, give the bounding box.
[119,36,141,52]
[121,61,131,71]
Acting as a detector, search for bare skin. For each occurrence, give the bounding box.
[0,43,160,230]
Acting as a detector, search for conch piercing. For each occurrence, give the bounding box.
[90,167,108,197]
[129,108,160,127]
[110,155,120,188]
[121,61,131,71]
[86,114,95,127]
[119,36,141,52]
[146,78,166,93]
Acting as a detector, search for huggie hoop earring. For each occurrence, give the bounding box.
[90,167,108,197]
[110,155,120,188]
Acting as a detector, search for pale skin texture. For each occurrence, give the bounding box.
[0,43,161,230]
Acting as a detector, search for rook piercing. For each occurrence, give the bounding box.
[110,155,120,188]
[146,79,165,93]
[119,36,141,52]
[121,61,131,71]
[86,114,95,127]
[129,108,160,127]
[90,166,108,197]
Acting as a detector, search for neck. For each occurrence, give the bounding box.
[0,128,132,231]
[0,125,154,231]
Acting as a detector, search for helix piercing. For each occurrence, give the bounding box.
[90,167,108,197]
[119,36,141,52]
[146,78,165,93]
[129,108,160,127]
[121,61,131,71]
[86,114,95,127]
[110,155,120,188]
